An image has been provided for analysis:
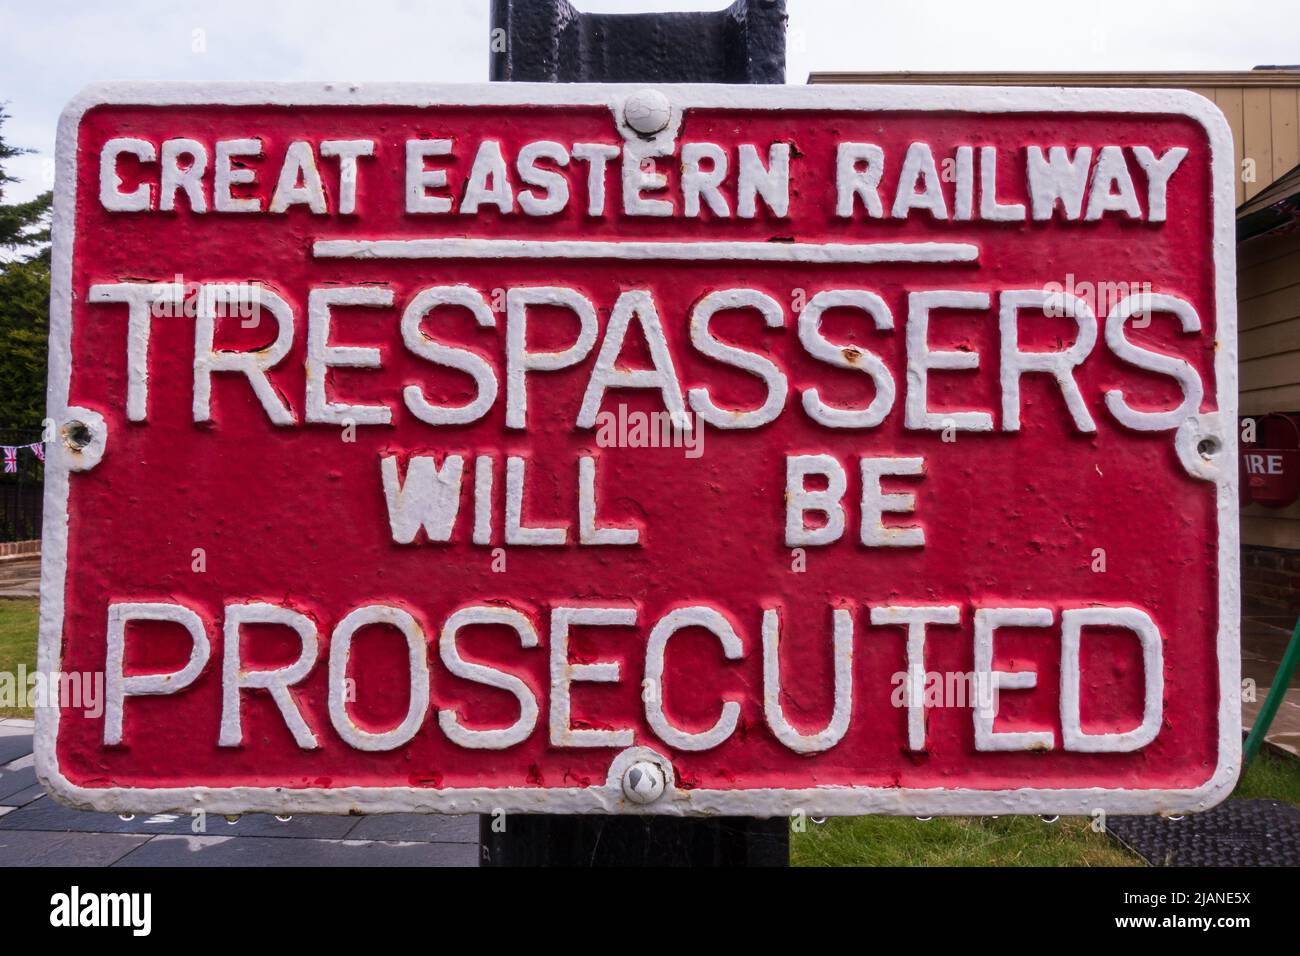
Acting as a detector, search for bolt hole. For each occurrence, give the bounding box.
[1197,437,1220,459]
[64,421,92,448]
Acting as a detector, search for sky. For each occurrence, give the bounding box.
[1,0,1299,203]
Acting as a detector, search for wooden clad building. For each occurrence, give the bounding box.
[812,70,1300,620]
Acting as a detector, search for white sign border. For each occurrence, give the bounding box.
[37,81,1240,817]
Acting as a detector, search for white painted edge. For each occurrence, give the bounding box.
[37,82,1239,817]
[312,238,980,264]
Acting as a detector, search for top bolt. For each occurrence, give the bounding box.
[623,90,671,136]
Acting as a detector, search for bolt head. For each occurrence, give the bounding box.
[621,759,666,804]
[63,420,92,449]
[623,90,671,136]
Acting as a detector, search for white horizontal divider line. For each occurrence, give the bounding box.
[312,237,980,264]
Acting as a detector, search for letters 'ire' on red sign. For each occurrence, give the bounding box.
[38,83,1239,816]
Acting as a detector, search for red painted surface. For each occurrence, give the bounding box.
[56,103,1223,798]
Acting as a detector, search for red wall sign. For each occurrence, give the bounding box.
[1240,414,1300,508]
[37,83,1239,817]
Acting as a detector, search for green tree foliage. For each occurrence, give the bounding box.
[0,106,51,426]
[0,256,49,424]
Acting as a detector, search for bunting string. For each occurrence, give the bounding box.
[1,443,45,473]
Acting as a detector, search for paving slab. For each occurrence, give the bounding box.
[113,834,479,867]
[1241,615,1300,758]
[0,796,359,839]
[0,735,32,766]
[168,811,362,840]
[1242,618,1300,685]
[1242,689,1300,759]
[344,813,478,844]
[0,560,40,598]
[2,784,46,808]
[0,765,38,803]
[0,829,149,867]
[1271,733,1300,757]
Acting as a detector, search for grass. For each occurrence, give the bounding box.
[792,813,1137,867]
[1233,745,1300,806]
[0,597,38,718]
[792,748,1300,866]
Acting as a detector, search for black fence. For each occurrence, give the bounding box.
[0,427,45,542]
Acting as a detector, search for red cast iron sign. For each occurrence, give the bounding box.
[38,83,1239,817]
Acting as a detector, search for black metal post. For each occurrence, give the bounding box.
[489,0,785,84]
[480,0,789,867]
